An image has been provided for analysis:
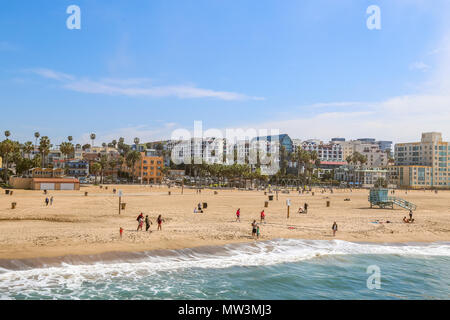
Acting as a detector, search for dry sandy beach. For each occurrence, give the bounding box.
[0,185,449,261]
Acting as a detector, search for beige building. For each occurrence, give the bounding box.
[391,132,449,188]
[336,140,388,167]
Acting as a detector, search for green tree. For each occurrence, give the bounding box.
[126,150,142,183]
[38,136,51,168]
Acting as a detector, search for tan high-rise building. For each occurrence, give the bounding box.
[390,132,449,188]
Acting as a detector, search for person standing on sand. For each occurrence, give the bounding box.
[256,224,260,239]
[45,197,49,206]
[50,196,53,206]
[157,215,165,231]
[145,215,152,232]
[409,210,413,222]
[260,210,266,224]
[304,203,308,213]
[332,221,338,236]
[136,213,144,231]
[251,220,258,238]
[236,208,241,222]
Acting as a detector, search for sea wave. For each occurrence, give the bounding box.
[1,239,450,292]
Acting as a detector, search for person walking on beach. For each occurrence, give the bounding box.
[145,215,152,232]
[332,221,338,236]
[260,210,266,224]
[251,220,258,239]
[304,203,308,214]
[45,197,49,206]
[409,210,413,222]
[157,215,165,231]
[236,208,241,222]
[136,213,144,231]
[50,196,53,206]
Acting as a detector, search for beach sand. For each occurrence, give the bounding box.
[0,185,449,260]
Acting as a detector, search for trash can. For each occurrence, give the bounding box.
[264,201,269,208]
[203,202,208,209]
[168,191,171,195]
[5,190,9,195]
[264,192,267,195]
[113,189,116,194]
[214,191,218,195]
[312,192,315,196]
[268,195,274,201]
[9,191,13,196]
[121,203,126,210]
[11,202,16,209]
[85,192,88,196]
[326,201,330,207]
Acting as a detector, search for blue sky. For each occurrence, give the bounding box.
[1,0,449,145]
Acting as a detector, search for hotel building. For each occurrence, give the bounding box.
[389,132,449,188]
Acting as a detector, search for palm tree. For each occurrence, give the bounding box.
[39,136,51,168]
[126,150,142,183]
[134,137,140,151]
[0,139,20,181]
[111,140,117,148]
[68,136,73,143]
[60,142,75,160]
[4,131,11,139]
[99,154,108,183]
[91,162,101,184]
[90,133,96,148]
[23,141,34,160]
[34,132,40,149]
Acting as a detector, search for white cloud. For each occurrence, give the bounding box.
[247,30,450,144]
[30,68,264,101]
[409,61,431,72]
[78,123,178,145]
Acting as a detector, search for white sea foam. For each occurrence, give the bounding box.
[0,239,449,299]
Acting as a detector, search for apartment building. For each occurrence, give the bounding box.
[133,150,164,184]
[391,132,449,188]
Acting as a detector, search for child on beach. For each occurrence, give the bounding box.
[236,208,241,222]
[260,210,266,224]
[120,227,123,238]
[256,224,260,239]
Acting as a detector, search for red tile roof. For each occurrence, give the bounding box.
[32,178,79,183]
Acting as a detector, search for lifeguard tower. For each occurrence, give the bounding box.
[369,188,416,210]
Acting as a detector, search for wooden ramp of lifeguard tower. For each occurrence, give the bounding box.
[368,188,417,211]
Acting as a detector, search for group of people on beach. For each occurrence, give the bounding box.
[135,213,164,232]
[403,210,415,223]
[44,196,53,206]
[297,203,308,214]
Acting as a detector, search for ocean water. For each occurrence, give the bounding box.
[0,239,449,300]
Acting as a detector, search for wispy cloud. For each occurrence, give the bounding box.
[409,61,431,72]
[29,68,264,101]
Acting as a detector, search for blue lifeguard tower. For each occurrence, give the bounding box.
[369,188,416,210]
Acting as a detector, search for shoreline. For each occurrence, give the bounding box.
[1,237,449,271]
[1,185,449,265]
